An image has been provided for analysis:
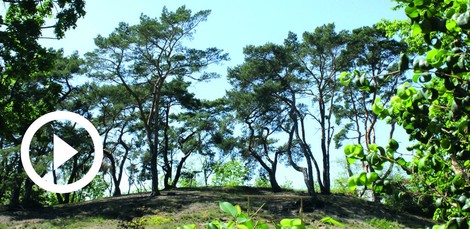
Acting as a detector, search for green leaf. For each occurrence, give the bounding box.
[432,224,446,229]
[372,98,384,114]
[369,143,379,153]
[452,174,464,187]
[348,176,357,191]
[237,225,250,229]
[418,156,430,171]
[412,23,422,36]
[414,0,424,6]
[235,205,242,216]
[440,139,452,151]
[426,49,439,62]
[357,172,367,186]
[237,217,251,224]
[347,157,356,164]
[227,221,235,228]
[207,221,221,229]
[367,172,379,183]
[280,218,291,226]
[405,6,419,18]
[446,19,457,31]
[352,144,364,158]
[256,222,270,229]
[388,139,399,151]
[339,72,352,86]
[219,202,238,218]
[320,217,345,227]
[412,72,421,83]
[292,218,303,225]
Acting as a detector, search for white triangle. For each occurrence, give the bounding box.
[53,134,78,171]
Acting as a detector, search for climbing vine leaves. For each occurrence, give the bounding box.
[343,0,470,227]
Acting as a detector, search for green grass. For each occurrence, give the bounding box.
[6,216,120,229]
[365,218,402,229]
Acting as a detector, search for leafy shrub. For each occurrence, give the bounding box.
[212,160,249,187]
[178,201,344,229]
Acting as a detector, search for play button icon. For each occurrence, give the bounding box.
[21,111,103,193]
[53,135,79,171]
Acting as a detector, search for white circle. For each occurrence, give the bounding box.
[21,111,103,193]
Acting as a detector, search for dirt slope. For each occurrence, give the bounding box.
[0,187,436,228]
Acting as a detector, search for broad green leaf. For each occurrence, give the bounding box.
[237,217,251,224]
[347,176,357,191]
[418,156,430,171]
[426,49,439,62]
[369,143,379,153]
[227,221,235,228]
[412,73,421,83]
[207,221,221,229]
[432,224,446,229]
[446,19,457,31]
[344,145,353,155]
[367,172,379,183]
[291,218,303,225]
[357,172,367,186]
[219,202,238,218]
[347,157,356,164]
[339,72,351,86]
[280,219,291,226]
[377,146,385,156]
[237,225,250,229]
[414,0,424,6]
[256,222,270,229]
[405,6,419,18]
[388,139,399,151]
[372,98,384,114]
[352,144,364,158]
[235,205,242,216]
[412,23,422,36]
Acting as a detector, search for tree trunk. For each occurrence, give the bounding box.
[163,170,172,190]
[302,168,315,197]
[150,146,160,196]
[113,174,121,196]
[22,178,33,206]
[268,170,282,192]
[162,106,172,190]
[321,136,331,194]
[171,152,191,189]
[105,152,122,197]
[150,91,161,196]
[9,157,23,208]
[9,179,21,208]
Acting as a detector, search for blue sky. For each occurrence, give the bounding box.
[41,0,407,99]
[40,1,409,190]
